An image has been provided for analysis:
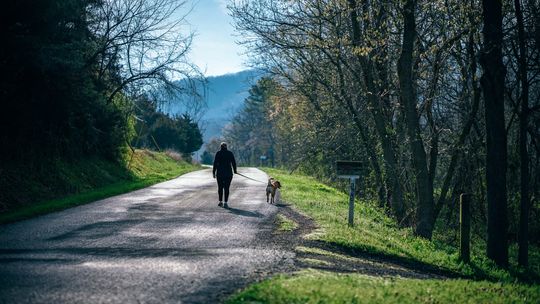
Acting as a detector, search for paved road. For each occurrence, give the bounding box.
[0,168,294,303]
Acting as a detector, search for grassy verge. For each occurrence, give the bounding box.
[228,270,539,304]
[0,149,199,224]
[264,168,539,281]
[227,168,540,303]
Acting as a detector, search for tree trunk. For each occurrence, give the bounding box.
[515,0,529,267]
[480,0,509,267]
[347,0,405,220]
[397,0,434,239]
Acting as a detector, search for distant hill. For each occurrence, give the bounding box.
[160,69,262,150]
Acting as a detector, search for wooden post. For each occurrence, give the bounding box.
[150,134,161,152]
[348,178,356,226]
[460,193,471,263]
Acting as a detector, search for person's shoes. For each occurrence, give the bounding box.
[223,202,229,209]
[218,201,223,207]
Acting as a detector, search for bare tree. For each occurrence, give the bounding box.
[87,0,203,104]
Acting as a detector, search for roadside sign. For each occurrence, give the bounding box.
[336,160,364,227]
[337,160,363,179]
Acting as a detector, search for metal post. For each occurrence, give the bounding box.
[348,177,356,226]
[459,193,471,263]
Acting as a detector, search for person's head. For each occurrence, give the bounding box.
[220,142,227,150]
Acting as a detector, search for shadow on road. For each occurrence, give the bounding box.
[0,247,217,260]
[226,207,263,218]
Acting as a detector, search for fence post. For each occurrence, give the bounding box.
[459,193,471,263]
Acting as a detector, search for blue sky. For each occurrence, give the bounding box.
[182,0,249,76]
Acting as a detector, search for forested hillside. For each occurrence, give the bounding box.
[226,0,540,268]
[0,0,203,212]
[162,70,261,143]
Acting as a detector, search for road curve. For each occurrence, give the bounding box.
[0,168,294,303]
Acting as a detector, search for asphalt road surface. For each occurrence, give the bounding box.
[0,168,294,303]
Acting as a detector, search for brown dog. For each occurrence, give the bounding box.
[266,178,282,204]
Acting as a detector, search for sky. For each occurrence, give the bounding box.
[181,0,249,77]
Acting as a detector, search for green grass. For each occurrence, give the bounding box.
[227,270,539,304]
[276,214,298,232]
[0,149,199,224]
[226,168,540,303]
[263,168,539,282]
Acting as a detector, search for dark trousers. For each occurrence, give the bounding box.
[217,176,232,202]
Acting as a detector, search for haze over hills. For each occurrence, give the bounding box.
[160,69,263,152]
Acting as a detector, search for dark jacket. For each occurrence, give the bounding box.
[213,148,237,178]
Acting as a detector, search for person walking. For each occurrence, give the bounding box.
[213,142,237,208]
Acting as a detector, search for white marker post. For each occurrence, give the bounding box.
[337,161,363,227]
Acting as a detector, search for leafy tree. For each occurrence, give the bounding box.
[223,77,278,166]
[1,0,128,161]
[133,97,202,155]
[1,0,199,163]
[201,151,214,165]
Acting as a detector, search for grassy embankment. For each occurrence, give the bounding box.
[228,168,540,303]
[0,149,199,224]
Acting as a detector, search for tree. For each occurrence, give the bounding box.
[480,0,509,267]
[396,0,435,238]
[1,0,129,161]
[1,0,201,162]
[514,0,530,267]
[87,0,202,102]
[133,97,202,154]
[174,114,204,154]
[223,77,278,166]
[201,151,213,165]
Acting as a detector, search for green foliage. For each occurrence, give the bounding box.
[227,270,540,304]
[132,97,203,155]
[222,76,378,201]
[0,149,199,223]
[223,77,280,166]
[1,0,130,161]
[201,151,214,165]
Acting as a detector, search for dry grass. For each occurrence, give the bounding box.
[164,149,184,162]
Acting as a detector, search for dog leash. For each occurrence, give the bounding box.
[235,172,267,184]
